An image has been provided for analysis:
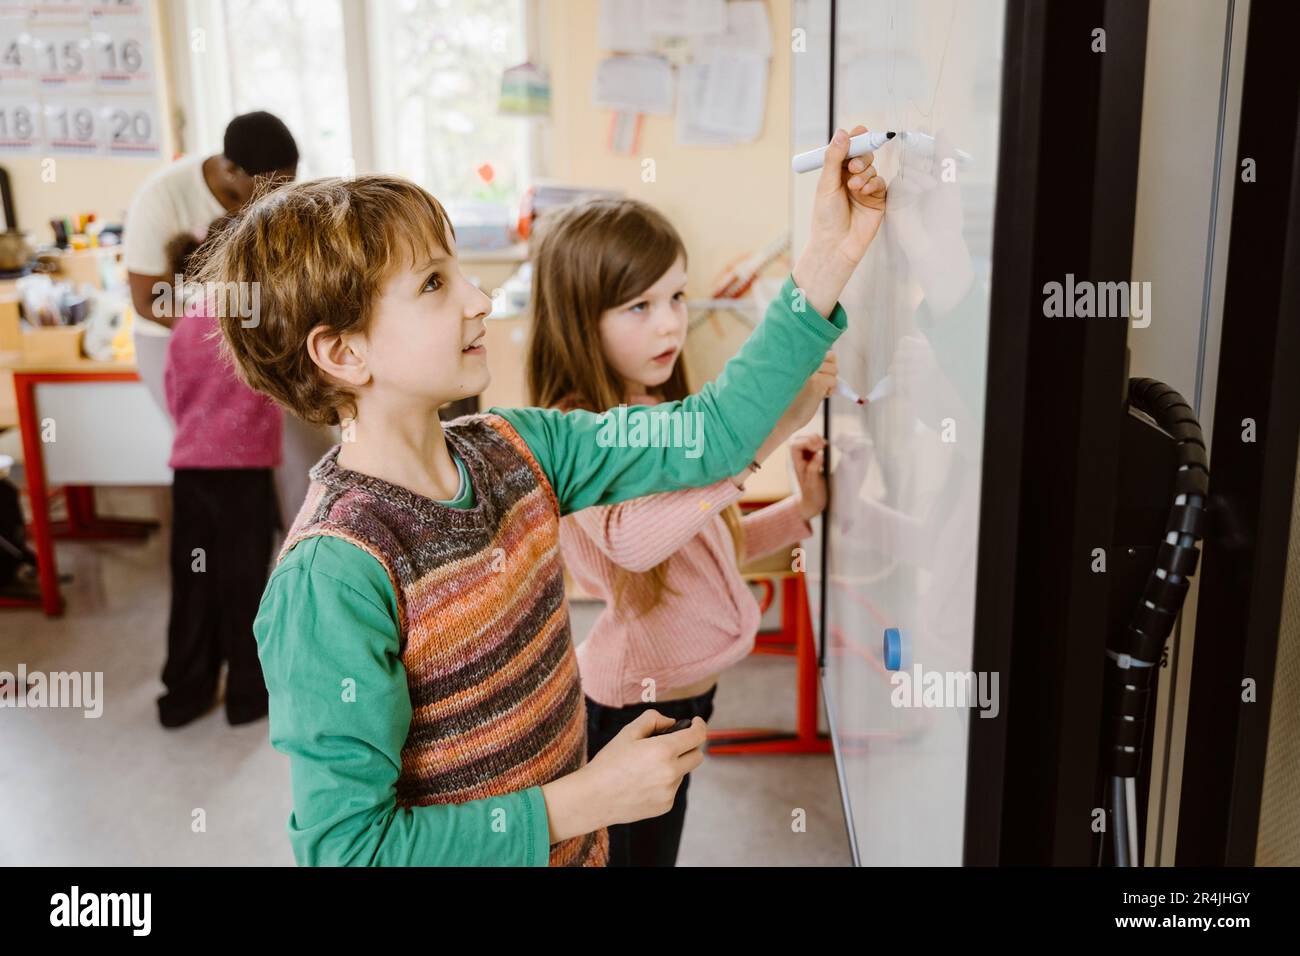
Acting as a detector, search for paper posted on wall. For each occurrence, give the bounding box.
[593,54,675,115]
[643,0,727,37]
[691,0,772,58]
[677,51,767,145]
[597,0,654,52]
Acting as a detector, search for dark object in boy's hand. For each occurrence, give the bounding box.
[650,717,694,737]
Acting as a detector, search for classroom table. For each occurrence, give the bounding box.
[1,350,171,616]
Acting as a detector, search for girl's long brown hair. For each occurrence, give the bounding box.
[527,198,744,617]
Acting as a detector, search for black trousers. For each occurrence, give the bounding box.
[160,468,279,725]
[585,685,717,867]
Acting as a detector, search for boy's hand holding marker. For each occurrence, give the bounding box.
[542,711,707,841]
[791,125,888,319]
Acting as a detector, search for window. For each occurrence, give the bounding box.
[172,0,534,206]
[218,0,354,179]
[371,0,531,203]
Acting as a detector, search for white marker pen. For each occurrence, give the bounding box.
[864,375,894,403]
[836,375,894,405]
[792,130,896,174]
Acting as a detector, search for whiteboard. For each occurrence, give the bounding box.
[795,0,1005,865]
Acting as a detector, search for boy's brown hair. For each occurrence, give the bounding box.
[526,198,744,617]
[194,175,456,426]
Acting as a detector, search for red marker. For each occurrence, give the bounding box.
[835,378,867,405]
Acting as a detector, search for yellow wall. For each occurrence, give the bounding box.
[6,154,166,239]
[544,0,793,299]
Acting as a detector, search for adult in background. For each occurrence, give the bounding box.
[125,110,299,327]
[125,112,329,541]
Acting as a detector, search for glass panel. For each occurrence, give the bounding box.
[798,0,1006,865]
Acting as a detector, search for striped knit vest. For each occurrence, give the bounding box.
[278,413,608,867]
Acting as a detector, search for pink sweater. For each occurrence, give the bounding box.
[164,308,283,470]
[563,479,814,707]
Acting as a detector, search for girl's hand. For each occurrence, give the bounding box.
[739,351,837,482]
[780,349,838,435]
[791,433,828,520]
[793,125,889,318]
[542,710,706,841]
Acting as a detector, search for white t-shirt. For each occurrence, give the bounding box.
[124,153,227,277]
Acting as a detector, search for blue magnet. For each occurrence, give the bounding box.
[883,627,911,670]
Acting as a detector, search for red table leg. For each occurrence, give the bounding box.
[53,485,155,540]
[12,373,62,616]
[8,369,151,616]
[791,576,822,744]
[707,573,832,755]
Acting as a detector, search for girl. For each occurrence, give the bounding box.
[159,218,283,728]
[200,126,885,865]
[528,199,835,866]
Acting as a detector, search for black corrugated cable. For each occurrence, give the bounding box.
[1103,379,1209,866]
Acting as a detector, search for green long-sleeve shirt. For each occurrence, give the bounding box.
[254,275,847,866]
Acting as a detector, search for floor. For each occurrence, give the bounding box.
[0,487,851,867]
